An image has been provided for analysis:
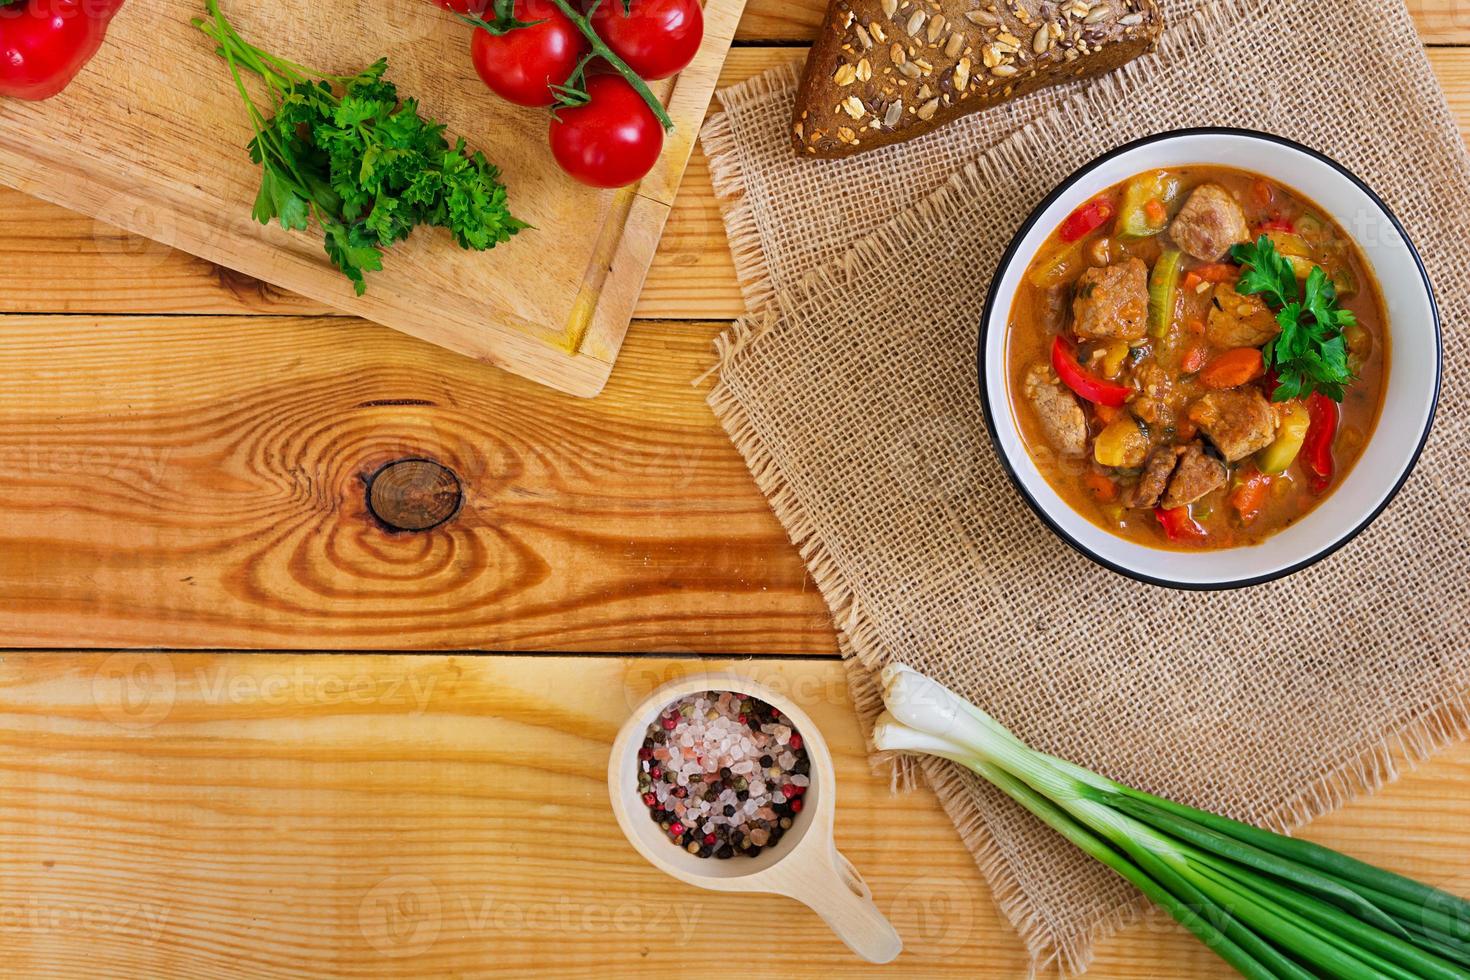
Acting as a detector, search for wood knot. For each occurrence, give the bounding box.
[366,459,462,532]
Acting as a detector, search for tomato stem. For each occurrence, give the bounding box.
[540,0,675,132]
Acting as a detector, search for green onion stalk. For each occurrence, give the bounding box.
[871,664,1470,980]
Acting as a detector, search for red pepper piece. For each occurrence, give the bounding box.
[1302,391,1339,494]
[1058,197,1114,243]
[1258,217,1296,233]
[0,0,125,101]
[1155,506,1208,543]
[1262,369,1281,399]
[1050,336,1131,407]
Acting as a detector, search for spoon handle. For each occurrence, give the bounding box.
[781,844,903,963]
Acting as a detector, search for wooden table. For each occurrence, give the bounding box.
[1,3,1468,976]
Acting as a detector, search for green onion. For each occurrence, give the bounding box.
[871,665,1470,979]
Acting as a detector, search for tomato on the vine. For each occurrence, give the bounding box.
[548,73,663,188]
[469,0,586,108]
[589,0,703,80]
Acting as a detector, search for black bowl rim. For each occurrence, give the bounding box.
[975,127,1443,592]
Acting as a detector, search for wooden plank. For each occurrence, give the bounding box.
[0,653,1466,978]
[1416,1,1470,45]
[0,316,834,653]
[730,0,1470,43]
[0,0,745,398]
[5,44,1470,323]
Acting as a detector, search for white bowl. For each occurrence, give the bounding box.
[978,129,1441,590]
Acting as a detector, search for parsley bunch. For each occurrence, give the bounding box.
[197,0,525,294]
[1229,235,1355,402]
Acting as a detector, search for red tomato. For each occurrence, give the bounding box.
[548,73,663,188]
[0,0,127,101]
[469,0,585,108]
[590,0,703,80]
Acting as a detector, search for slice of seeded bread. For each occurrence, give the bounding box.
[792,0,1165,159]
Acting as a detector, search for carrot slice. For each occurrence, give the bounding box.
[1230,469,1272,523]
[1194,263,1239,283]
[1198,348,1265,389]
[1085,470,1119,502]
[1182,345,1208,374]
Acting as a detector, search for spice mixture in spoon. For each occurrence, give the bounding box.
[637,691,810,859]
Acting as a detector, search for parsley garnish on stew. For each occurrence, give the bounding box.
[1229,235,1355,403]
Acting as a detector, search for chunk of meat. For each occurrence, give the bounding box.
[1161,442,1228,509]
[1170,183,1251,261]
[1131,361,1182,429]
[1023,363,1087,456]
[1125,446,1183,510]
[1188,389,1277,461]
[1207,282,1281,349]
[1071,258,1149,341]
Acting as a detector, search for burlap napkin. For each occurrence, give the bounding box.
[700,0,1470,971]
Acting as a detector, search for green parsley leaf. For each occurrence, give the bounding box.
[200,3,525,295]
[1229,235,1356,403]
[1232,235,1297,309]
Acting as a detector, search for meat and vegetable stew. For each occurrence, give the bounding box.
[1006,167,1388,549]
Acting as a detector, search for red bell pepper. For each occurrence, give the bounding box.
[1155,506,1208,543]
[0,0,125,101]
[1050,336,1131,408]
[1058,197,1114,243]
[1302,391,1339,494]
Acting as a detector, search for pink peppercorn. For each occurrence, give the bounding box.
[662,716,677,730]
[669,822,684,836]
[642,792,657,807]
[781,784,798,799]
[650,766,662,779]
[789,734,802,751]
[704,833,716,846]
[638,747,653,761]
[790,799,803,813]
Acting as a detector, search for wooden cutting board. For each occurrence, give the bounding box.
[0,0,744,397]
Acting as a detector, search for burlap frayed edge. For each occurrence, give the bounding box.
[1260,692,1470,835]
[701,0,1470,972]
[699,59,804,313]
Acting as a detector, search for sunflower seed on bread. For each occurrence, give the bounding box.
[791,0,1165,159]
